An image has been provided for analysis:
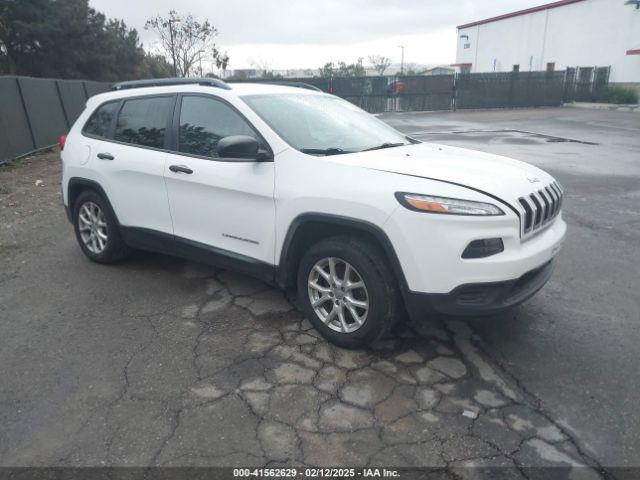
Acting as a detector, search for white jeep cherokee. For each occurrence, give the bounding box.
[61,78,566,348]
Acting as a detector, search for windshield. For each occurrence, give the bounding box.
[242,93,412,155]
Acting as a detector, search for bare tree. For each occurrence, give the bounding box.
[216,50,229,75]
[145,11,227,77]
[368,55,392,76]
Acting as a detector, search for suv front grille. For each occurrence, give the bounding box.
[518,182,563,239]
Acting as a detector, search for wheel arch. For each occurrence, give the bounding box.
[276,213,409,293]
[67,177,120,226]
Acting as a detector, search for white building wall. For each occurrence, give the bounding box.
[455,0,640,82]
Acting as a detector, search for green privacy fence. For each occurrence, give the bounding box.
[454,71,567,110]
[0,76,110,164]
[2,68,609,163]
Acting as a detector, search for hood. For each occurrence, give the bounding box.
[334,142,556,208]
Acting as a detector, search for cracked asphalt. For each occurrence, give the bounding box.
[1,107,638,478]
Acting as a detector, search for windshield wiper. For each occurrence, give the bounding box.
[301,147,352,156]
[361,142,407,152]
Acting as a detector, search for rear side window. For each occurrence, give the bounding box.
[83,101,118,138]
[114,96,173,149]
[178,96,257,158]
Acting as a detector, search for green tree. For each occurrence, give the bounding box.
[141,53,173,79]
[338,58,365,77]
[215,51,229,75]
[76,17,145,81]
[0,0,55,75]
[317,62,336,78]
[260,71,283,79]
[0,0,148,81]
[317,59,365,78]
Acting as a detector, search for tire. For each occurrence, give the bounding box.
[297,235,401,349]
[73,190,129,263]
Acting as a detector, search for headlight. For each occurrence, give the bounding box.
[395,192,505,216]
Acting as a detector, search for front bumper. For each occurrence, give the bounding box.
[404,259,554,318]
[385,202,566,293]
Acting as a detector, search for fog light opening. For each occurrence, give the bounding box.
[462,238,504,259]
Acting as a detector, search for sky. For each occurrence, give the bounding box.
[90,0,547,71]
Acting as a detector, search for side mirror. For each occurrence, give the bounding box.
[217,135,272,161]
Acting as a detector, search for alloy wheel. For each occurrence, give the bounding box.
[307,257,369,333]
[78,201,108,254]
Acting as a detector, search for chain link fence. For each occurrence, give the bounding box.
[563,66,611,102]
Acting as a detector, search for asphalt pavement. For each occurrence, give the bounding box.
[382,106,640,470]
[0,106,638,476]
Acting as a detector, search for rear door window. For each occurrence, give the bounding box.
[114,96,173,149]
[83,101,119,138]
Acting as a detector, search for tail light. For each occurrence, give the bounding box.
[59,135,67,151]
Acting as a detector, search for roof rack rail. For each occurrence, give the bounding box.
[227,80,323,92]
[264,81,323,92]
[112,78,231,91]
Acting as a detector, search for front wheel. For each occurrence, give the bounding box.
[297,236,401,348]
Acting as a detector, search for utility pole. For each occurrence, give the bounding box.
[398,45,405,75]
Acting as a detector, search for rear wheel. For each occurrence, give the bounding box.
[73,190,129,263]
[297,236,400,348]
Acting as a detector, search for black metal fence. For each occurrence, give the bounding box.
[237,67,610,114]
[564,66,611,102]
[0,76,110,164]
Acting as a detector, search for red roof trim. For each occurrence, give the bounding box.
[457,0,586,29]
[627,49,640,56]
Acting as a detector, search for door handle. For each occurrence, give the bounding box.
[97,152,114,160]
[169,165,193,174]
